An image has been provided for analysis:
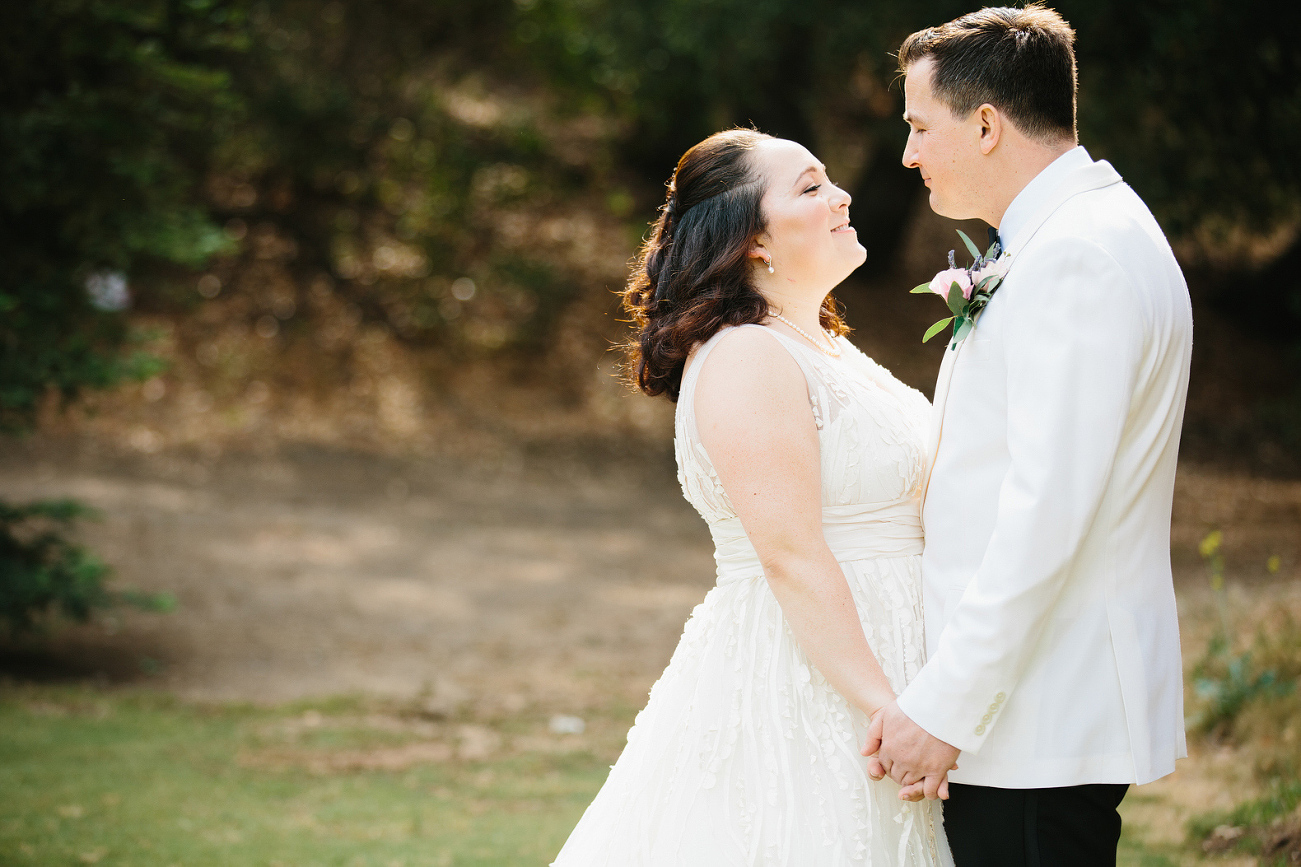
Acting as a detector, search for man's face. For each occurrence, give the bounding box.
[901,58,987,220]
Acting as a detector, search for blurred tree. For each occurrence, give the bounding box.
[0,0,236,629]
[2,0,1297,461]
[519,0,1300,321]
[0,0,248,426]
[0,500,176,634]
[518,0,937,271]
[201,0,598,357]
[1065,0,1301,337]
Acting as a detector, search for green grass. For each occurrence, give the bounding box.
[0,684,1225,866]
[1117,845,1182,867]
[0,686,614,866]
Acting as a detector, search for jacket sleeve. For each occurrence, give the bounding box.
[896,236,1146,753]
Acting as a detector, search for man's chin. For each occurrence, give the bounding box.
[928,191,957,219]
[929,193,977,223]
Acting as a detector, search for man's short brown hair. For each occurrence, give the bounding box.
[898,4,1078,143]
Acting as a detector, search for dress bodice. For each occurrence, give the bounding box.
[675,325,932,573]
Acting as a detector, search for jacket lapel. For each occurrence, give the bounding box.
[920,337,966,517]
[919,158,1123,518]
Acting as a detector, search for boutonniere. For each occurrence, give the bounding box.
[912,230,1011,350]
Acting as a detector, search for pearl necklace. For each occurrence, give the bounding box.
[767,311,841,357]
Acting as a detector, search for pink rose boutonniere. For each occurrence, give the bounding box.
[912,229,1011,350]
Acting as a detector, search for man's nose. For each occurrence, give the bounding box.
[902,137,919,169]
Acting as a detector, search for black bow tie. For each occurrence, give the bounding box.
[988,226,1003,255]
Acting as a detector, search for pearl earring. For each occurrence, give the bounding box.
[766,259,774,274]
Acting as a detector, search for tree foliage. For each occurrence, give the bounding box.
[1066,0,1301,241]
[0,500,174,635]
[519,0,1301,274]
[0,501,110,633]
[2,0,1299,406]
[207,0,586,353]
[0,0,250,427]
[0,0,234,629]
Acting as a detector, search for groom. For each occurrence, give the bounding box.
[863,5,1192,865]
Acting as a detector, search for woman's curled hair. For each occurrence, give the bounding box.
[621,128,847,401]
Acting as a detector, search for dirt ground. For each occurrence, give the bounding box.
[3,435,1298,710]
[0,436,719,715]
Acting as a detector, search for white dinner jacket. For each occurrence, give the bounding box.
[895,149,1193,788]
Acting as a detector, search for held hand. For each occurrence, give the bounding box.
[863,708,887,781]
[898,772,954,802]
[861,701,959,799]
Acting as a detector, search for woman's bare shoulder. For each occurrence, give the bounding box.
[695,326,809,418]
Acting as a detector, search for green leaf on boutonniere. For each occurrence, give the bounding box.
[946,283,967,317]
[951,317,974,346]
[956,229,983,261]
[911,283,933,294]
[923,317,954,343]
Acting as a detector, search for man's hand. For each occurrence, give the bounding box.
[862,701,960,800]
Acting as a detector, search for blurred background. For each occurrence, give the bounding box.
[1,1,1299,864]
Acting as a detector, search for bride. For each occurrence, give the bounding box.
[552,128,953,866]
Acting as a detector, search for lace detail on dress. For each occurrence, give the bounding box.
[553,324,949,867]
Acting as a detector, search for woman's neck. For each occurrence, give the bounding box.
[761,286,828,337]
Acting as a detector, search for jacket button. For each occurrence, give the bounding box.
[981,713,993,723]
[975,724,986,735]
[988,703,999,712]
[995,692,1006,702]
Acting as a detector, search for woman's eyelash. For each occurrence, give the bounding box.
[804,184,822,194]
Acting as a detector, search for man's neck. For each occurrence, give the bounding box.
[988,139,1076,228]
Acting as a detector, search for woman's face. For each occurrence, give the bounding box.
[751,139,866,293]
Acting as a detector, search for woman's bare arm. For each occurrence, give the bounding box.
[694,328,895,716]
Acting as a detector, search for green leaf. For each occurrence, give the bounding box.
[946,283,967,317]
[923,317,954,343]
[117,590,178,613]
[956,229,983,261]
[952,317,974,344]
[911,283,933,294]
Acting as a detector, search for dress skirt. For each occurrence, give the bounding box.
[551,552,952,867]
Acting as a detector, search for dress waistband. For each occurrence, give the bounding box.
[708,500,923,586]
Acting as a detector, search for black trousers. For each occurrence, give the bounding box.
[943,782,1130,867]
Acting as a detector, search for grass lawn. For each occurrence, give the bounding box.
[0,683,1216,866]
[0,685,614,866]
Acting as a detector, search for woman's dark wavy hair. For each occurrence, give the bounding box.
[621,128,849,401]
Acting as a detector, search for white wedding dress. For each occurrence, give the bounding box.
[553,324,953,866]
